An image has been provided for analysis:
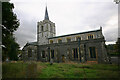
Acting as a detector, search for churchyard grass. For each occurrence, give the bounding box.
[2,61,120,78]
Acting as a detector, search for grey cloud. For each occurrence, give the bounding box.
[14,18,37,47]
[10,0,118,48]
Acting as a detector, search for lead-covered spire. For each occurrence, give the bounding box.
[44,6,49,20]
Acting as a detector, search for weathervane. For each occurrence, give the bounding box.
[114,0,120,4]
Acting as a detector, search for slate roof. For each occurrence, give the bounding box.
[48,29,101,39]
[26,42,37,46]
[22,42,37,50]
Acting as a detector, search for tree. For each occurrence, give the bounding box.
[116,38,120,56]
[2,2,20,61]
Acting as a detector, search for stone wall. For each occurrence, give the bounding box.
[22,44,37,61]
[37,38,108,63]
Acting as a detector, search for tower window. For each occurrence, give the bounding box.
[41,26,44,31]
[42,33,43,37]
[50,26,52,32]
[47,26,48,31]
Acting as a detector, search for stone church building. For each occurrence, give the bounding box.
[22,7,109,63]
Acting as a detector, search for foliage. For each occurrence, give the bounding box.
[2,62,120,78]
[2,2,20,61]
[116,38,120,55]
[106,44,119,56]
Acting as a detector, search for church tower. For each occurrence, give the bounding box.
[37,6,56,45]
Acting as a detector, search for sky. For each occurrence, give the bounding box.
[10,0,118,48]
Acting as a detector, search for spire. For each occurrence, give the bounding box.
[44,6,49,20]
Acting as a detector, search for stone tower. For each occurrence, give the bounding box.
[37,6,56,45]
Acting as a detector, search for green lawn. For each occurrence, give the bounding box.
[2,61,120,78]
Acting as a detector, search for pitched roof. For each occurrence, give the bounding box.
[27,42,37,45]
[48,29,101,39]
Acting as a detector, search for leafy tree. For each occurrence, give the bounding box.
[116,38,120,56]
[2,2,20,61]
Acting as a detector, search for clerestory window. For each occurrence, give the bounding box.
[50,40,53,44]
[76,36,81,41]
[67,38,71,42]
[58,39,62,43]
[88,34,94,39]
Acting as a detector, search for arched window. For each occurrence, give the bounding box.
[73,48,78,59]
[51,49,54,59]
[42,50,45,58]
[50,26,52,32]
[89,47,96,58]
[28,48,32,57]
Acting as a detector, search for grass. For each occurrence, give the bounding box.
[2,61,120,78]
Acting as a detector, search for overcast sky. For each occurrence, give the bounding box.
[10,0,118,48]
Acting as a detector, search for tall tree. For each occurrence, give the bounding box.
[2,2,20,61]
[116,38,120,55]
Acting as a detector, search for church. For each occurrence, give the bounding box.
[22,7,109,63]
